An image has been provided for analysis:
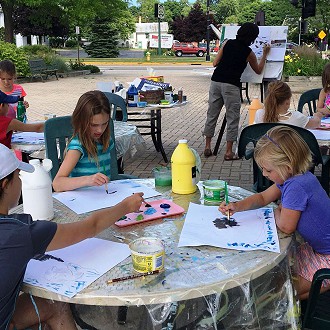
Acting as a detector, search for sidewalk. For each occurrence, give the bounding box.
[22,67,322,192]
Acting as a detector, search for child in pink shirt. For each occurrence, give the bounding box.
[0,59,29,119]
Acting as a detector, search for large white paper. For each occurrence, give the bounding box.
[178,203,280,253]
[11,132,44,145]
[53,179,161,214]
[309,129,330,140]
[24,238,130,298]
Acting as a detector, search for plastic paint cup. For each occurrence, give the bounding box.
[202,180,226,205]
[129,237,165,273]
[152,166,172,186]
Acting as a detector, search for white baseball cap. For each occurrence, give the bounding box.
[0,144,34,180]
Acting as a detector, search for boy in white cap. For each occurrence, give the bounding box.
[0,144,143,329]
[0,90,43,149]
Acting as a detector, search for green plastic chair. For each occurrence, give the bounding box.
[237,123,330,194]
[103,92,128,121]
[302,268,330,329]
[44,116,135,181]
[297,88,322,116]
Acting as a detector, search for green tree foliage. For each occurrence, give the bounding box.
[84,18,120,58]
[13,4,70,41]
[214,0,239,25]
[0,41,29,76]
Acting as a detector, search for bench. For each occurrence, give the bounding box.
[28,59,58,81]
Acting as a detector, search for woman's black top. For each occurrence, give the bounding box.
[211,39,252,88]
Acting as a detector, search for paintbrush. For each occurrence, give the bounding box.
[102,163,109,194]
[107,270,160,284]
[225,181,230,221]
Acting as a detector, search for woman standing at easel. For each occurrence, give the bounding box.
[203,22,270,160]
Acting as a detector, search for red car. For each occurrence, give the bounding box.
[172,42,206,57]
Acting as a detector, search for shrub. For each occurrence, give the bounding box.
[0,41,29,77]
[65,39,79,48]
[68,60,100,73]
[22,44,55,57]
[283,45,328,77]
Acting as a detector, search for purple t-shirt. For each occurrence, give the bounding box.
[0,213,57,329]
[277,171,330,254]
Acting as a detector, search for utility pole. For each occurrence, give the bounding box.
[206,0,210,62]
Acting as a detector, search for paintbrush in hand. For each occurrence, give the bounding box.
[225,181,230,221]
[102,163,109,194]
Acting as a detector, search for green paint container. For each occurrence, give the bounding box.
[203,180,226,205]
[152,166,172,187]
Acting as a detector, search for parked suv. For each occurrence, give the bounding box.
[172,42,206,57]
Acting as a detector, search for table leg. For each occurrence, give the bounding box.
[155,109,168,163]
[150,109,159,152]
[213,116,227,156]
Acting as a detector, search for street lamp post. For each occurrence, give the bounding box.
[206,0,210,61]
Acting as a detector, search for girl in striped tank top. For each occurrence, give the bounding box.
[53,90,113,192]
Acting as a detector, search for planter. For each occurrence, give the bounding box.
[282,76,321,83]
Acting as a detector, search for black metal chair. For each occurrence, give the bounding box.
[302,268,330,329]
[297,88,322,116]
[237,123,330,194]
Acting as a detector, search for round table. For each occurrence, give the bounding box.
[13,180,299,329]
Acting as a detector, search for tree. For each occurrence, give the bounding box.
[214,0,239,25]
[13,4,70,43]
[84,18,120,58]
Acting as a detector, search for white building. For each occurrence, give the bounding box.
[118,20,170,49]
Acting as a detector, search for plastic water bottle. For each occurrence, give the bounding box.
[171,139,197,194]
[127,84,138,107]
[20,159,54,220]
[17,98,26,123]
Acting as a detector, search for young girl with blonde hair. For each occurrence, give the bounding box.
[219,126,330,300]
[317,63,330,115]
[53,90,113,192]
[254,81,322,128]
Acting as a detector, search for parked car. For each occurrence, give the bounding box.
[172,42,206,57]
[286,41,299,54]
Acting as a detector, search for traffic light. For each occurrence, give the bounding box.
[154,4,165,19]
[302,0,316,19]
[301,20,308,34]
[290,0,299,7]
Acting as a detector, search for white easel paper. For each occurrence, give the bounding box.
[178,203,280,253]
[53,179,161,214]
[24,238,131,298]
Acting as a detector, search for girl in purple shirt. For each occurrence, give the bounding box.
[219,125,330,300]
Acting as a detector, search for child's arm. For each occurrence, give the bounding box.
[46,193,144,251]
[274,204,300,234]
[7,119,44,133]
[305,111,323,129]
[219,184,281,216]
[52,149,109,192]
[316,89,330,115]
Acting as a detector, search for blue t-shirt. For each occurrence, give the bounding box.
[0,214,57,329]
[277,172,330,254]
[67,136,112,178]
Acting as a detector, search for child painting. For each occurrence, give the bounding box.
[219,126,330,300]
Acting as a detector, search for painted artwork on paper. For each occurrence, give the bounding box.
[24,238,131,298]
[178,203,280,253]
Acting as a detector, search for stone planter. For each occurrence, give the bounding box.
[282,76,322,93]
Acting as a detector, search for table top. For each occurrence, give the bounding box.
[11,121,146,160]
[15,179,293,307]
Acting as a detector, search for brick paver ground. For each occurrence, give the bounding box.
[23,66,322,191]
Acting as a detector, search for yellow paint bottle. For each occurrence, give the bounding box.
[171,139,197,194]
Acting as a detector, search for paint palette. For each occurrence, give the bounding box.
[115,199,185,227]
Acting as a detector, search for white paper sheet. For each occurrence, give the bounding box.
[11,132,44,145]
[309,129,330,140]
[24,238,131,298]
[178,203,280,253]
[53,179,161,214]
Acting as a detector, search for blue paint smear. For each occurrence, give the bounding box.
[144,207,157,215]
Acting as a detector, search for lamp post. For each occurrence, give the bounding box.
[206,0,210,61]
